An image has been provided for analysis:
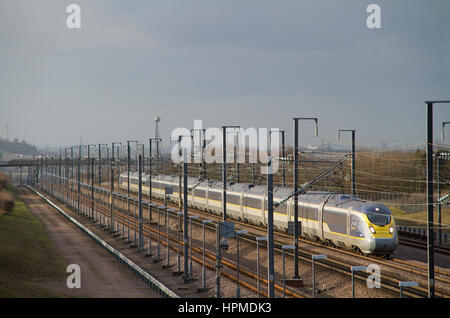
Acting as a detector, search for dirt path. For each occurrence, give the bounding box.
[19,187,161,298]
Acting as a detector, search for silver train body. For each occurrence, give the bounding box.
[119,172,398,256]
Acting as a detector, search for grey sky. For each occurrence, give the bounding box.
[0,0,449,150]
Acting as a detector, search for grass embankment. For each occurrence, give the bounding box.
[0,186,69,297]
[390,205,450,246]
[390,205,450,229]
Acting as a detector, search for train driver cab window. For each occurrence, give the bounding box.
[350,215,365,238]
[367,213,391,226]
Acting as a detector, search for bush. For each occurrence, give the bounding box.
[0,190,14,214]
[0,172,7,191]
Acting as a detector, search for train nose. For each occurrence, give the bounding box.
[373,238,398,254]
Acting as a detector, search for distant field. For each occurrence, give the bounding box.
[389,205,450,247]
[0,187,69,297]
[390,205,450,228]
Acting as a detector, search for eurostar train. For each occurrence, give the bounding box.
[119,172,398,256]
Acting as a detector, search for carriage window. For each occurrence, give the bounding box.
[227,194,240,205]
[367,213,391,226]
[275,203,287,214]
[323,210,346,234]
[243,197,261,209]
[195,189,205,198]
[208,191,222,201]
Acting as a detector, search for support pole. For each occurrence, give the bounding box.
[267,158,275,298]
[437,156,442,246]
[110,156,114,230]
[77,146,81,213]
[215,221,222,298]
[183,149,189,280]
[91,158,94,219]
[281,130,286,187]
[222,127,227,221]
[351,130,356,196]
[178,136,183,212]
[202,129,207,179]
[59,149,62,187]
[149,141,153,219]
[98,144,102,186]
[293,119,299,278]
[138,154,143,251]
[426,102,434,298]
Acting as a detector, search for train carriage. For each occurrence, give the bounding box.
[120,172,398,256]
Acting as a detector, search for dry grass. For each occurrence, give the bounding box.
[0,171,7,191]
[0,190,14,214]
[0,187,69,297]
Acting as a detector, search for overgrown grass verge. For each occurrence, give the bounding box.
[0,186,70,297]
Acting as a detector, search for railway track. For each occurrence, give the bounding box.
[398,237,450,257]
[104,182,450,282]
[37,184,305,298]
[39,182,450,298]
[81,182,450,297]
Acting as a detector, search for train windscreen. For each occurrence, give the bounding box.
[367,213,391,226]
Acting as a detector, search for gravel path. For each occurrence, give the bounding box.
[20,188,162,298]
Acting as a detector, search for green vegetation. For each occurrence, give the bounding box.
[0,186,69,297]
[390,205,450,228]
